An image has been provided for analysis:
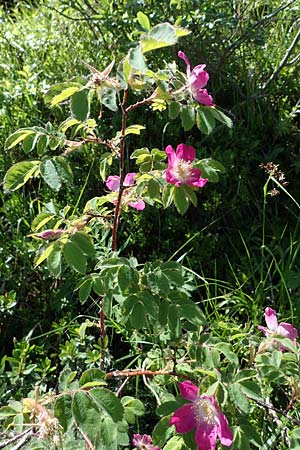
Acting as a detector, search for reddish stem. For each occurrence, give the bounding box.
[111,89,128,251]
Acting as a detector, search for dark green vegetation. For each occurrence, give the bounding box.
[0,0,299,448]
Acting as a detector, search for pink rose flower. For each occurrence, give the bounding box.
[258,307,298,350]
[165,144,208,188]
[106,172,145,210]
[178,50,214,106]
[169,381,233,450]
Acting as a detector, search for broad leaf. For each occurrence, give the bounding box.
[141,23,178,53]
[63,241,87,274]
[71,88,90,122]
[3,160,40,192]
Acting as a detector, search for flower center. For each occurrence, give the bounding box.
[194,398,218,425]
[172,160,193,182]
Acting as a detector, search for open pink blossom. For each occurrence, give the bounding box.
[178,50,214,106]
[165,144,208,188]
[132,434,160,450]
[169,381,233,450]
[258,307,298,346]
[106,172,145,210]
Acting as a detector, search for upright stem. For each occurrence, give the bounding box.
[111,89,128,251]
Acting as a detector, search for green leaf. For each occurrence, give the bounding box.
[5,129,36,150]
[169,101,180,120]
[180,106,195,131]
[148,178,161,199]
[90,387,124,422]
[3,160,40,192]
[215,342,238,366]
[153,416,174,448]
[22,132,40,154]
[31,212,54,231]
[137,11,151,30]
[47,244,62,277]
[63,241,87,274]
[58,367,77,391]
[162,184,175,208]
[238,380,262,401]
[209,107,233,128]
[70,232,95,257]
[228,383,250,413]
[79,369,106,388]
[34,243,55,268]
[121,397,145,424]
[40,159,61,191]
[53,156,73,184]
[102,87,118,111]
[174,187,189,215]
[168,304,181,338]
[36,134,49,156]
[128,45,147,72]
[131,301,145,329]
[79,278,92,304]
[196,108,215,135]
[71,88,90,122]
[141,23,178,53]
[54,394,73,432]
[163,436,185,450]
[72,391,103,444]
[124,124,146,136]
[49,85,81,107]
[117,265,134,292]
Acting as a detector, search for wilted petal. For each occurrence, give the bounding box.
[176,144,195,162]
[169,404,197,433]
[178,380,199,401]
[277,322,298,340]
[128,199,145,210]
[124,172,136,186]
[264,307,278,332]
[106,175,120,192]
[195,423,217,450]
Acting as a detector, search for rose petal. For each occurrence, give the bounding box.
[106,175,120,192]
[124,172,136,186]
[176,144,195,162]
[258,325,269,337]
[195,422,217,450]
[178,50,191,74]
[169,404,197,433]
[178,380,199,401]
[192,88,214,106]
[277,322,298,340]
[264,307,278,332]
[190,66,209,89]
[128,199,145,210]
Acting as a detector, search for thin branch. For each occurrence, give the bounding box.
[111,89,129,252]
[77,428,96,450]
[252,397,300,426]
[0,430,34,449]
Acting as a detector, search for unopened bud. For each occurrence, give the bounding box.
[35,229,64,240]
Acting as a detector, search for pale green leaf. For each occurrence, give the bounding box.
[3,160,40,192]
[137,11,151,31]
[141,23,177,53]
